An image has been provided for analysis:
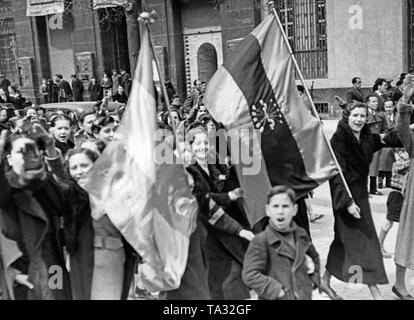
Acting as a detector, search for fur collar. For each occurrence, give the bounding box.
[332,120,375,177]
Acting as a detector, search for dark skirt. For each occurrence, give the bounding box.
[206,235,250,300]
[164,219,210,300]
[386,191,403,223]
[326,182,388,285]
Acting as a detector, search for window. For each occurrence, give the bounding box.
[315,102,329,114]
[274,0,328,79]
[0,18,19,84]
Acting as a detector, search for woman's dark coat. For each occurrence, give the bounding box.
[202,163,251,300]
[54,139,74,158]
[0,163,72,299]
[327,120,400,285]
[46,158,137,300]
[165,162,250,300]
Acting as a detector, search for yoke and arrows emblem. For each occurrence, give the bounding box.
[250,98,285,133]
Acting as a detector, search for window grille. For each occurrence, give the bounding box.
[0,18,18,84]
[274,0,328,79]
[315,102,329,114]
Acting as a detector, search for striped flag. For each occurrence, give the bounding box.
[204,14,339,227]
[85,24,198,292]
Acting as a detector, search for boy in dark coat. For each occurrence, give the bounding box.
[242,186,320,300]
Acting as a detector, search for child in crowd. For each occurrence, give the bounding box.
[242,185,320,300]
[379,148,410,259]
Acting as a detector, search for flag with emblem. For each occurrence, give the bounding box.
[84,23,198,292]
[204,13,339,227]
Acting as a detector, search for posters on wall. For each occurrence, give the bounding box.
[26,0,64,17]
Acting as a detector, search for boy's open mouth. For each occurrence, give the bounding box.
[277,218,285,223]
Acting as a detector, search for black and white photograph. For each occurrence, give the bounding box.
[1,0,414,310]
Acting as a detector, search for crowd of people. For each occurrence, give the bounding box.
[0,69,414,301]
[0,68,132,111]
[37,68,132,105]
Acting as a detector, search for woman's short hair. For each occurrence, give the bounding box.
[267,185,296,204]
[24,106,37,115]
[4,131,46,154]
[79,111,96,124]
[341,101,368,122]
[185,121,207,145]
[65,147,100,165]
[92,116,115,134]
[50,114,72,127]
[373,78,387,91]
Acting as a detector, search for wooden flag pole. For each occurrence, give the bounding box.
[139,11,183,159]
[267,1,353,200]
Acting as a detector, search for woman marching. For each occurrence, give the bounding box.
[319,101,402,300]
[37,122,137,300]
[164,123,254,300]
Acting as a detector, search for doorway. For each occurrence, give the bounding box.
[98,7,130,75]
[197,43,218,83]
[183,26,223,93]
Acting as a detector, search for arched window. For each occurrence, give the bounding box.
[197,43,218,82]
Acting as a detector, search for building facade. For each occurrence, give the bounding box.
[0,0,412,114]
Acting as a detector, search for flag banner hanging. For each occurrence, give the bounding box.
[92,0,128,10]
[85,24,198,292]
[26,0,64,17]
[204,14,339,227]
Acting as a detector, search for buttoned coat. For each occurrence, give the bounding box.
[242,224,320,300]
[325,120,401,284]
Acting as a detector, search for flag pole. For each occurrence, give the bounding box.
[267,1,353,200]
[139,11,182,158]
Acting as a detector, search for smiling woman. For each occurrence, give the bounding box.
[320,101,401,300]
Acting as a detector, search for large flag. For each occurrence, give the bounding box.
[204,13,339,227]
[85,24,198,292]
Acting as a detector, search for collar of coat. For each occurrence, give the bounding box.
[265,222,311,271]
[331,120,375,176]
[6,170,64,223]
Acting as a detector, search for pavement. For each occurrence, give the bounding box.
[309,120,414,300]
